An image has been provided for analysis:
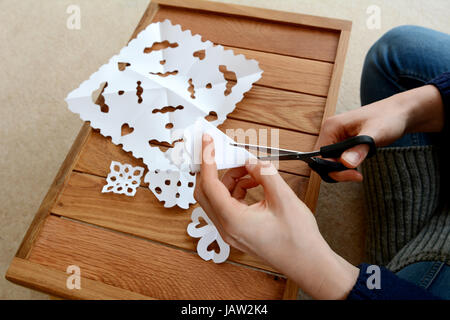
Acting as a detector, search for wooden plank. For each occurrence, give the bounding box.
[225,46,333,97]
[154,0,352,31]
[74,120,316,178]
[304,30,351,213]
[230,86,326,135]
[152,5,340,62]
[28,216,287,299]
[50,171,308,272]
[6,258,152,300]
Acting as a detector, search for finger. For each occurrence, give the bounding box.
[231,177,259,200]
[328,169,363,182]
[340,144,370,168]
[194,182,229,237]
[196,184,250,255]
[200,134,241,218]
[201,133,218,180]
[221,166,249,192]
[245,160,288,203]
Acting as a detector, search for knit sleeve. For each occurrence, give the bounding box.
[428,72,450,132]
[346,263,438,300]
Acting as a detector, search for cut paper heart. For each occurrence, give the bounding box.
[187,206,230,263]
[144,169,196,209]
[102,161,145,196]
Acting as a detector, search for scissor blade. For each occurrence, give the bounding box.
[230,142,300,155]
[258,154,302,161]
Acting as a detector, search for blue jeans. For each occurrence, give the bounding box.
[360,25,450,299]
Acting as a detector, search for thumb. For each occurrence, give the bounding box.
[340,144,370,168]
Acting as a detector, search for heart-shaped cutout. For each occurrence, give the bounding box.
[187,207,230,263]
[121,123,134,136]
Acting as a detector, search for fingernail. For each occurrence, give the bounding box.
[203,133,212,142]
[343,151,360,166]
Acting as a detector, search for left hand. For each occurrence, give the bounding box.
[194,133,359,299]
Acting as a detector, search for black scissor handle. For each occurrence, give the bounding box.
[319,135,377,159]
[308,158,350,183]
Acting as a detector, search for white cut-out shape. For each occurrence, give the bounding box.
[144,169,196,209]
[166,118,256,173]
[65,19,263,176]
[187,207,230,263]
[102,161,144,196]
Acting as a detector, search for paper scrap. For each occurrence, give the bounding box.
[187,206,230,263]
[144,169,196,209]
[102,161,144,196]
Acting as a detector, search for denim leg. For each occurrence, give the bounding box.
[396,261,450,299]
[360,25,450,147]
[362,26,450,299]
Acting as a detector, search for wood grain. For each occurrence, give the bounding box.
[7,0,352,301]
[230,85,325,135]
[224,46,333,97]
[50,171,308,272]
[6,258,152,300]
[28,216,287,299]
[304,30,351,213]
[154,0,352,31]
[74,120,316,178]
[153,5,340,63]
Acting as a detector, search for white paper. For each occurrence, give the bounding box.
[66,19,262,208]
[187,206,230,263]
[144,169,196,209]
[166,117,256,173]
[102,161,144,197]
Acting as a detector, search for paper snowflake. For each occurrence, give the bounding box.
[102,161,144,197]
[66,19,262,208]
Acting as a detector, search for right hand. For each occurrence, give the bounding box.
[316,85,444,182]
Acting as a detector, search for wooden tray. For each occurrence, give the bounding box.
[6,0,351,299]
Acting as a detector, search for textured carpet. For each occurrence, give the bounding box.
[1,0,448,299]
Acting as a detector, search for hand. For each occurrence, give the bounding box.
[194,133,359,299]
[317,85,444,182]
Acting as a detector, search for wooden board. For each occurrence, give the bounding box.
[27,216,286,300]
[6,0,351,300]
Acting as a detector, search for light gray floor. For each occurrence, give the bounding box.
[1,0,449,299]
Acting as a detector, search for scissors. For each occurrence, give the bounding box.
[231,135,377,183]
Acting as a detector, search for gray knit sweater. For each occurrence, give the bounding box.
[362,145,450,272]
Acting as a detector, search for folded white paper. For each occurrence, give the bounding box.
[166,118,256,173]
[66,19,262,208]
